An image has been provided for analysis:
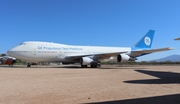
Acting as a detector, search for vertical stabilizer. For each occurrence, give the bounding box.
[133,30,155,48]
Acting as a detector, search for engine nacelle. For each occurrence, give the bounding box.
[117,54,130,62]
[80,57,97,65]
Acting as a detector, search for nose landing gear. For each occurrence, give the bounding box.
[27,63,31,67]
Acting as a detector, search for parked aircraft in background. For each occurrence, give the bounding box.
[0,55,16,66]
[7,30,172,68]
[174,38,180,40]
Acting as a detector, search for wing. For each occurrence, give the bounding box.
[64,51,128,60]
[130,47,173,57]
[64,47,172,61]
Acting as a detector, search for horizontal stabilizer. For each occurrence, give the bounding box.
[130,47,173,57]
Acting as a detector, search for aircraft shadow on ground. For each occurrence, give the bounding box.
[124,70,180,84]
[86,94,180,104]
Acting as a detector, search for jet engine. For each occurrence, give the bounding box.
[117,54,130,62]
[80,57,98,65]
[80,57,93,65]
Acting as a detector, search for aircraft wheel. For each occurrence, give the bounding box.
[97,61,101,68]
[81,65,87,68]
[91,64,97,68]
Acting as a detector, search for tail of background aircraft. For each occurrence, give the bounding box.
[133,30,155,49]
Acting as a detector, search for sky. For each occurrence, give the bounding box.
[0,0,180,61]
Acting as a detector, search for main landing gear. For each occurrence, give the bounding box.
[81,65,88,68]
[90,63,101,68]
[81,62,101,68]
[92,61,101,68]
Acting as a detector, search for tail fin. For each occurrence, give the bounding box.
[133,30,155,48]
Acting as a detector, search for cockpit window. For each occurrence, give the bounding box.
[20,43,26,45]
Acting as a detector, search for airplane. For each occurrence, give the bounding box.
[174,38,180,40]
[7,30,172,68]
[0,55,16,66]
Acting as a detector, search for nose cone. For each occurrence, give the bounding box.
[7,46,20,58]
[7,48,14,57]
[7,50,11,56]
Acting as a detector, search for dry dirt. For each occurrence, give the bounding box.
[0,65,180,104]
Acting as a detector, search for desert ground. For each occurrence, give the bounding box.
[0,65,180,104]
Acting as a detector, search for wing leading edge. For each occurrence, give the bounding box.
[65,51,128,60]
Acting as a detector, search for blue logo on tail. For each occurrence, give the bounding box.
[133,30,155,49]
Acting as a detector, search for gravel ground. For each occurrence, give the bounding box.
[0,65,180,104]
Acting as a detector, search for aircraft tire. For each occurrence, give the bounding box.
[81,65,87,68]
[91,64,97,68]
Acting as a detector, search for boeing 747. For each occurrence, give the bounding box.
[7,30,172,68]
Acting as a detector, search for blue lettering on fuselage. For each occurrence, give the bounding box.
[62,47,83,50]
[37,46,43,50]
[69,47,83,50]
[37,46,83,51]
[37,46,61,50]
[62,47,69,50]
[43,46,61,50]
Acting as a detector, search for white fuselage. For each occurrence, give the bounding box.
[7,41,131,62]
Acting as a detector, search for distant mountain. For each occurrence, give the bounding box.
[151,54,180,62]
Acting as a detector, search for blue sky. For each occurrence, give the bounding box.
[1,0,180,61]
